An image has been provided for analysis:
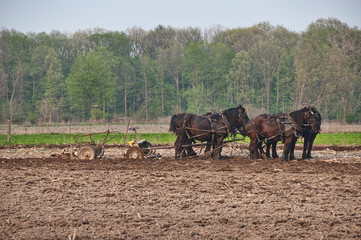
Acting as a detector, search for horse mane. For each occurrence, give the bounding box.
[310,106,322,122]
[221,104,248,136]
[169,114,178,132]
[222,104,245,115]
[169,113,187,133]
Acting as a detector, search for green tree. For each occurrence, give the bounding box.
[0,29,30,123]
[294,20,332,112]
[293,18,361,122]
[278,52,296,112]
[207,42,234,109]
[326,20,361,123]
[66,48,115,120]
[156,43,184,112]
[183,84,212,114]
[92,31,135,120]
[181,42,211,111]
[41,48,65,122]
[249,38,282,113]
[225,51,254,106]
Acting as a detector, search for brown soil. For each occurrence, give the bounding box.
[1,145,361,239]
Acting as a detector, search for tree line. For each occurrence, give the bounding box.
[1,18,360,124]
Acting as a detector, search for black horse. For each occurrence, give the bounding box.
[262,107,321,160]
[246,106,318,162]
[170,105,249,160]
[169,113,197,158]
[301,107,321,159]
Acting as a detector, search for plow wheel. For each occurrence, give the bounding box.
[125,146,144,160]
[78,146,96,160]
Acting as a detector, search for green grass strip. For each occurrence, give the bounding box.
[0,133,177,146]
[0,132,360,146]
[311,132,361,145]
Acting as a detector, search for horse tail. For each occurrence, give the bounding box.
[169,114,178,133]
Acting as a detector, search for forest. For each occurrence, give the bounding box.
[0,17,360,124]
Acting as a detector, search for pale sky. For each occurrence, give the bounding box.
[1,0,360,34]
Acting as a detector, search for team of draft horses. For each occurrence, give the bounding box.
[169,105,321,162]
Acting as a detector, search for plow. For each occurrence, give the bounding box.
[55,128,245,161]
[58,129,164,160]
[72,130,115,160]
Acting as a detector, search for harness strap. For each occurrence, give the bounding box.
[183,118,191,139]
[206,115,215,145]
[220,111,230,137]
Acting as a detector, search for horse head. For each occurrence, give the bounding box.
[303,106,319,133]
[310,106,322,133]
[236,105,249,136]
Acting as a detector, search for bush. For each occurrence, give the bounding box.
[12,114,26,125]
[90,108,103,120]
[61,113,72,123]
[28,112,39,125]
[104,113,113,122]
[346,112,361,123]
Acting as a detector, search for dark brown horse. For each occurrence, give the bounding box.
[169,113,197,158]
[182,113,229,160]
[246,106,318,162]
[262,107,321,160]
[170,105,249,160]
[301,107,321,159]
[203,105,250,154]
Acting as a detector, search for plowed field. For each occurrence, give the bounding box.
[1,145,360,239]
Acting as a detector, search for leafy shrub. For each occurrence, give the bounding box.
[61,113,72,123]
[346,112,360,123]
[90,108,103,120]
[12,114,26,125]
[28,112,39,125]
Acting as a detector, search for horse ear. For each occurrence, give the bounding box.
[307,106,315,114]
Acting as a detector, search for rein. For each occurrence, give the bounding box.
[183,125,228,140]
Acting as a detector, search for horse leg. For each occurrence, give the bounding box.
[256,141,264,159]
[258,143,265,157]
[212,137,223,160]
[265,141,272,158]
[271,141,279,159]
[174,135,182,158]
[249,143,260,159]
[289,137,297,160]
[205,141,212,152]
[185,139,197,156]
[256,136,267,158]
[306,133,316,159]
[252,141,264,159]
[205,142,215,158]
[302,132,310,159]
[248,133,263,160]
[175,134,188,159]
[281,137,292,162]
